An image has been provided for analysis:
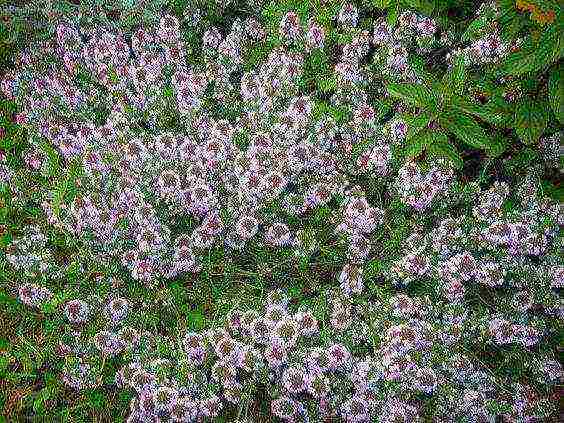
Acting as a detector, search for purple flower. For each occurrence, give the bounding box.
[342,395,370,422]
[327,343,351,371]
[271,396,298,421]
[93,330,125,356]
[282,365,308,394]
[153,386,178,413]
[199,395,223,419]
[489,318,514,345]
[130,369,157,394]
[170,397,199,422]
[279,11,302,44]
[18,283,53,309]
[203,27,223,50]
[64,299,90,324]
[338,3,359,27]
[306,19,325,50]
[414,367,438,394]
[106,297,129,322]
[265,338,288,368]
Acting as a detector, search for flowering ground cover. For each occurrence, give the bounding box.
[0,0,562,422]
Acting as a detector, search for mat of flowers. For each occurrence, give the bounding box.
[1,1,562,422]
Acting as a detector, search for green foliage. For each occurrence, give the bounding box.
[387,82,438,111]
[388,72,503,168]
[501,22,563,76]
[547,65,563,124]
[513,99,549,145]
[0,1,562,422]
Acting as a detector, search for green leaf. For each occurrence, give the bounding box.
[36,137,60,177]
[461,14,492,42]
[372,0,391,8]
[501,49,536,76]
[450,95,515,128]
[409,54,434,84]
[402,0,435,15]
[86,389,106,410]
[387,83,437,111]
[497,0,527,41]
[541,179,564,203]
[186,310,205,330]
[548,65,563,124]
[387,3,399,27]
[502,25,563,76]
[51,178,69,217]
[441,112,492,151]
[427,134,463,170]
[403,112,431,141]
[403,134,428,158]
[532,25,563,71]
[514,100,549,144]
[442,54,466,95]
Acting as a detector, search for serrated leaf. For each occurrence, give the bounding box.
[442,54,466,95]
[502,25,563,75]
[514,100,549,144]
[427,135,463,169]
[409,54,435,84]
[532,25,563,70]
[403,135,428,158]
[404,129,448,159]
[487,135,507,158]
[403,112,431,140]
[548,66,563,124]
[387,83,437,111]
[441,112,492,151]
[501,49,537,76]
[450,95,514,128]
[461,14,491,42]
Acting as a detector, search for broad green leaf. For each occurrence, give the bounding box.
[186,310,205,330]
[461,14,491,42]
[51,179,68,217]
[404,129,448,160]
[486,134,508,158]
[387,83,437,111]
[403,134,428,158]
[548,66,563,124]
[442,54,466,96]
[514,100,549,144]
[541,179,564,203]
[427,134,463,169]
[532,25,563,71]
[501,49,536,76]
[502,25,563,75]
[402,0,435,15]
[403,112,431,140]
[497,0,528,41]
[409,54,434,84]
[33,136,60,176]
[387,3,399,27]
[441,112,492,151]
[450,95,514,128]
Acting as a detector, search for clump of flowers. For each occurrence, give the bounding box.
[395,159,455,211]
[1,2,562,422]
